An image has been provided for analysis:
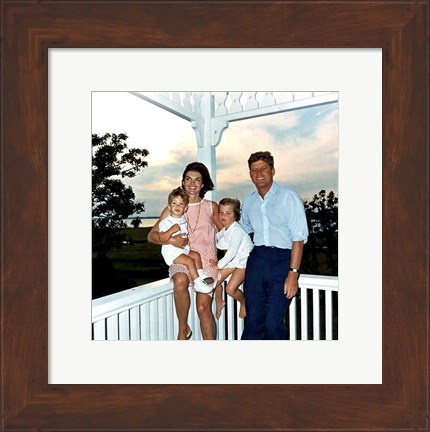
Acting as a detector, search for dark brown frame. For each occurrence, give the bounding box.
[1,1,428,430]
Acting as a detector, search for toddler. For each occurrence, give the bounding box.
[159,187,214,294]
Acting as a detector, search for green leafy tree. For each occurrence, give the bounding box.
[302,190,338,275]
[92,133,149,255]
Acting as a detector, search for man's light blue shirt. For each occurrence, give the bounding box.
[240,181,308,249]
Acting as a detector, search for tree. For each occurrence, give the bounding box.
[130,217,142,229]
[92,133,149,255]
[302,190,338,275]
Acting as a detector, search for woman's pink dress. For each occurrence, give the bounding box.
[169,199,219,284]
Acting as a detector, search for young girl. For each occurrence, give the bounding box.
[159,187,214,294]
[209,198,254,319]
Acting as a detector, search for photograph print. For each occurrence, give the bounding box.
[91,91,339,342]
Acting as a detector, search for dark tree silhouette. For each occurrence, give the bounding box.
[92,133,148,255]
[130,217,142,229]
[302,190,338,275]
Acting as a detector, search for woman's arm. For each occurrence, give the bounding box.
[147,207,169,245]
[212,201,223,231]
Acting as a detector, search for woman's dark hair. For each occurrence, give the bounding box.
[181,162,214,198]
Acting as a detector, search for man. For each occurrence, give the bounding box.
[240,151,308,340]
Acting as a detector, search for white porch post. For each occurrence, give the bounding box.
[191,93,228,201]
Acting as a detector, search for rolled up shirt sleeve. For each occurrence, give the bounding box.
[287,191,309,243]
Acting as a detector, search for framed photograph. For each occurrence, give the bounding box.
[51,50,379,386]
[1,1,428,430]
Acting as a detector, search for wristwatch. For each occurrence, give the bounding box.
[289,267,300,273]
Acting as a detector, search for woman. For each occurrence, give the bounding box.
[147,162,223,340]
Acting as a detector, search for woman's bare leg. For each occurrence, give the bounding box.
[196,292,215,340]
[172,272,191,340]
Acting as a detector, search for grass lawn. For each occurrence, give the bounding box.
[94,227,338,301]
[106,227,168,287]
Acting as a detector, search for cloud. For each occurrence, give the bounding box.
[215,104,338,202]
[93,92,338,215]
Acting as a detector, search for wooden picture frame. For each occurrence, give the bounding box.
[1,1,428,430]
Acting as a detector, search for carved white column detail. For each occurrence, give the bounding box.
[228,92,243,113]
[214,92,228,116]
[183,92,192,111]
[259,92,276,107]
[244,92,258,110]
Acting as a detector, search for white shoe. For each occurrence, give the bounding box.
[203,276,214,285]
[193,278,214,294]
[198,270,214,285]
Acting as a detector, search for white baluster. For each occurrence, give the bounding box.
[325,291,333,340]
[93,320,106,341]
[312,289,320,341]
[118,310,130,340]
[289,297,297,340]
[140,303,150,340]
[130,306,140,340]
[149,301,158,340]
[157,297,166,340]
[300,287,308,340]
[166,293,175,340]
[226,294,235,340]
[106,315,119,340]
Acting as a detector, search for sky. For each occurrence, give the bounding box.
[92,92,338,218]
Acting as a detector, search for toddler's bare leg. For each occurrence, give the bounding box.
[188,250,214,285]
[173,254,199,281]
[188,250,203,270]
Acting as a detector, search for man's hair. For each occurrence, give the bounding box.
[219,198,241,221]
[247,151,275,169]
[168,187,189,205]
[181,162,214,198]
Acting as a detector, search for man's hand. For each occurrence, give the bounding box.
[284,273,299,299]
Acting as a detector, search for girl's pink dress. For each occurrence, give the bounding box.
[169,199,219,284]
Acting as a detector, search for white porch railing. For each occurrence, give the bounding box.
[92,274,338,341]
